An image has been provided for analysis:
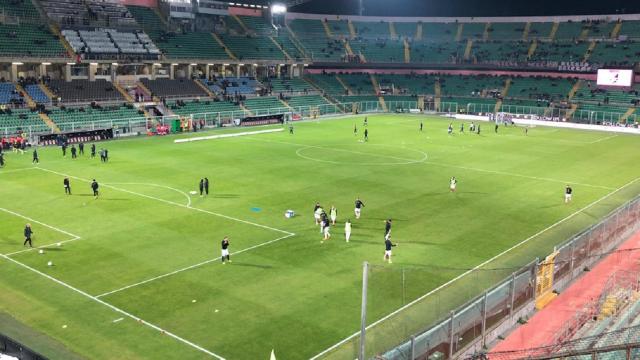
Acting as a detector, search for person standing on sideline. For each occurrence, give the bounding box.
[344,219,352,242]
[495,123,499,133]
[460,123,464,133]
[420,121,423,132]
[99,149,105,163]
[91,179,99,198]
[354,124,358,136]
[0,152,4,167]
[104,149,109,162]
[364,128,369,142]
[204,177,210,196]
[61,143,67,157]
[221,236,231,264]
[289,125,294,135]
[78,142,84,155]
[32,148,39,164]
[91,143,96,158]
[354,197,365,219]
[477,124,481,135]
[199,179,204,196]
[64,177,71,195]
[363,117,368,127]
[330,205,337,225]
[71,145,77,159]
[23,223,33,247]
[384,235,397,264]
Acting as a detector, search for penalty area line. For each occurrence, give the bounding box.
[0,253,226,359]
[95,232,295,298]
[309,176,640,360]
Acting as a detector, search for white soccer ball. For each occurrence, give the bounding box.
[47,261,53,266]
[57,243,61,247]
[39,249,44,254]
[189,191,198,195]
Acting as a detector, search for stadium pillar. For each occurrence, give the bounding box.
[10,63,18,82]
[481,291,488,347]
[38,63,47,79]
[170,64,176,80]
[187,64,193,79]
[448,310,455,359]
[64,63,71,82]
[509,272,516,319]
[205,64,211,79]
[410,336,416,360]
[359,261,369,360]
[236,64,241,78]
[569,242,576,278]
[89,63,97,81]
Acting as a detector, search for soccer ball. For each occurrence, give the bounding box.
[285,210,295,218]
[39,249,44,254]
[47,261,53,266]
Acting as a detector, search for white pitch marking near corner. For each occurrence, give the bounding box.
[112,317,124,323]
[95,233,295,298]
[0,254,226,359]
[108,182,192,207]
[0,207,81,240]
[309,176,640,360]
[590,134,619,144]
[5,237,81,257]
[35,167,294,236]
[174,128,284,143]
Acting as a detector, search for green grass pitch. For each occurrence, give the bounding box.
[1,114,640,359]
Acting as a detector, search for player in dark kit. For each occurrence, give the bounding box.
[64,177,71,195]
[354,124,358,136]
[91,144,96,158]
[62,144,67,157]
[477,124,481,135]
[384,219,392,240]
[495,123,499,133]
[91,179,99,198]
[565,185,573,204]
[354,198,365,219]
[0,152,4,167]
[104,149,109,162]
[420,121,423,132]
[289,125,294,135]
[384,236,397,264]
[460,123,464,133]
[199,178,204,196]
[364,128,369,142]
[23,223,33,247]
[71,145,77,159]
[204,178,210,195]
[363,117,368,127]
[221,236,231,264]
[32,148,39,164]
[79,142,84,155]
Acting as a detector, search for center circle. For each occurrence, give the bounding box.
[295,144,428,166]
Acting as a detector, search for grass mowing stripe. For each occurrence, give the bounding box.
[0,253,227,359]
[0,207,81,240]
[95,233,296,298]
[35,167,294,236]
[309,175,640,360]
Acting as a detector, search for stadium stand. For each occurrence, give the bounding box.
[47,79,123,102]
[169,99,242,116]
[0,83,23,105]
[285,94,331,109]
[264,77,313,94]
[0,23,67,58]
[218,34,286,61]
[0,108,49,133]
[243,96,285,111]
[140,79,208,98]
[0,0,40,20]
[41,0,137,28]
[61,29,160,59]
[24,84,50,104]
[48,105,142,126]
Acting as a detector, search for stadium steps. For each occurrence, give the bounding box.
[269,36,293,61]
[583,41,597,61]
[416,22,423,40]
[231,14,250,34]
[322,19,333,38]
[455,23,464,41]
[343,39,354,56]
[285,26,309,59]
[522,22,531,40]
[565,103,579,119]
[549,22,560,40]
[39,112,59,133]
[435,79,442,111]
[15,84,36,108]
[389,21,397,38]
[211,33,238,60]
[136,81,156,102]
[347,20,356,38]
[39,83,57,101]
[579,23,591,40]
[303,77,341,108]
[335,75,353,95]
[620,107,636,122]
[483,22,491,40]
[370,73,381,95]
[403,38,410,63]
[527,39,538,59]
[50,24,75,58]
[501,78,512,97]
[568,80,583,100]
[114,83,135,103]
[377,96,388,112]
[194,80,215,98]
[464,39,473,60]
[278,98,293,110]
[239,103,253,116]
[611,21,622,39]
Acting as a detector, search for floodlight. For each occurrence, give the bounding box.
[271,3,287,14]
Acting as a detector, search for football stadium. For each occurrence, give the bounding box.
[1,0,640,359]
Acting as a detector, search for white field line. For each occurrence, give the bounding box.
[35,167,294,236]
[5,237,81,256]
[174,128,284,143]
[108,182,192,207]
[590,134,619,144]
[0,167,39,175]
[113,317,124,323]
[309,176,640,360]
[248,137,614,190]
[0,207,81,240]
[0,253,225,359]
[95,233,295,298]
